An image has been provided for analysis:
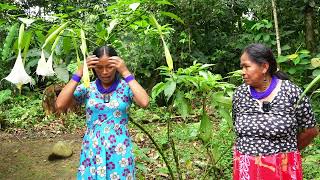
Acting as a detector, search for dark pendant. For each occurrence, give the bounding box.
[104,94,110,103]
[262,101,271,112]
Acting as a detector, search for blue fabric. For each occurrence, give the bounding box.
[74,79,135,180]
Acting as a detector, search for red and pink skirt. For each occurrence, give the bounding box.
[233,149,303,180]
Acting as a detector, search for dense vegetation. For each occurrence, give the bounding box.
[0,0,319,179]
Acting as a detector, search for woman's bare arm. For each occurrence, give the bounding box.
[297,127,319,150]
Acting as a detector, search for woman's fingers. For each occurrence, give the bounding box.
[86,55,99,68]
[108,56,129,76]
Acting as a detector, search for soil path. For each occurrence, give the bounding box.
[0,132,82,180]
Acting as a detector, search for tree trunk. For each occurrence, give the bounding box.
[271,0,281,56]
[304,0,316,54]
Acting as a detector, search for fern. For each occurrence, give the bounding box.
[1,23,19,61]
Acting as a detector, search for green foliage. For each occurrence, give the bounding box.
[0,89,12,104]
[1,23,18,61]
[277,50,320,87]
[0,93,44,128]
[198,111,213,144]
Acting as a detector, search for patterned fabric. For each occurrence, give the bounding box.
[233,149,303,180]
[232,80,316,156]
[74,79,135,180]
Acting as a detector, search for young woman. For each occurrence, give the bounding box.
[232,43,318,180]
[56,45,149,180]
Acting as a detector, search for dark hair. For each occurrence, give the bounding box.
[93,45,118,57]
[92,45,118,78]
[243,43,289,80]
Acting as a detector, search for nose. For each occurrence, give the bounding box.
[102,67,111,75]
[241,68,245,76]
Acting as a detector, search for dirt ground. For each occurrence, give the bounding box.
[0,132,82,180]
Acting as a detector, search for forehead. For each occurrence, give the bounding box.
[240,52,255,65]
[96,55,110,65]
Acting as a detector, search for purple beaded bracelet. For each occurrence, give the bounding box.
[71,74,82,83]
[124,74,134,83]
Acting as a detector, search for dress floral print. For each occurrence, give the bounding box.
[74,79,135,180]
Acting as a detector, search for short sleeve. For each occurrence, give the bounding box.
[295,95,317,129]
[73,83,88,104]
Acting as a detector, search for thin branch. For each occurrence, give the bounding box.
[129,117,175,180]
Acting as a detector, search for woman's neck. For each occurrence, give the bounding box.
[101,81,113,89]
[254,75,272,92]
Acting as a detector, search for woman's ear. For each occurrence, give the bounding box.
[261,62,270,74]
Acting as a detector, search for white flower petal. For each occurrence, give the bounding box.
[4,51,32,86]
[46,53,55,76]
[36,50,48,76]
[129,3,140,11]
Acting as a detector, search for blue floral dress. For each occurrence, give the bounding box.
[74,79,135,180]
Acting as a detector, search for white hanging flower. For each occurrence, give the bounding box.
[36,50,54,76]
[4,51,32,89]
[46,53,55,76]
[36,50,47,76]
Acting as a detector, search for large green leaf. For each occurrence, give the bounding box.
[198,111,213,144]
[42,22,68,49]
[164,80,176,101]
[160,11,184,24]
[151,82,166,99]
[211,91,232,109]
[1,23,18,61]
[174,91,190,119]
[22,30,33,61]
[55,64,69,83]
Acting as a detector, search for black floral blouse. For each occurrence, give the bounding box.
[232,80,316,156]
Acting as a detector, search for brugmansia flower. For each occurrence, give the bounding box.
[4,23,32,90]
[4,51,32,90]
[36,50,55,76]
[36,50,49,76]
[36,22,68,77]
[46,53,55,76]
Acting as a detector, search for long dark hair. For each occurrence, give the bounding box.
[243,43,289,80]
[92,45,118,78]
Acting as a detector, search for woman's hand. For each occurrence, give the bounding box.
[75,55,99,77]
[107,56,131,77]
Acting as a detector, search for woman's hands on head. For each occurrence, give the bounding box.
[75,55,130,77]
[107,56,130,77]
[75,55,100,77]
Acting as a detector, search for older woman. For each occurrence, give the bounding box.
[232,43,318,180]
[56,45,149,180]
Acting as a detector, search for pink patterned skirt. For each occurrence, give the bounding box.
[233,149,303,180]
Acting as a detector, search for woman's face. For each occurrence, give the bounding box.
[94,55,117,85]
[240,52,268,87]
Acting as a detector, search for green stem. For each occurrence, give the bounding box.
[129,117,175,179]
[170,126,182,179]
